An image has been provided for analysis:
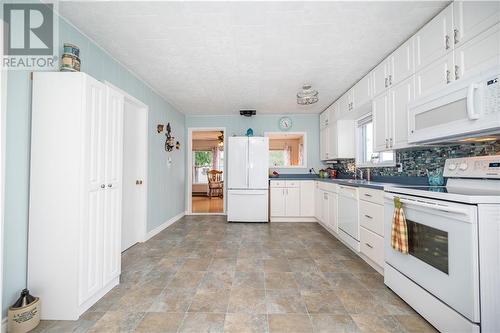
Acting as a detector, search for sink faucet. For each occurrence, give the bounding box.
[355,168,363,180]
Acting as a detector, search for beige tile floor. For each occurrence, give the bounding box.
[33,215,438,333]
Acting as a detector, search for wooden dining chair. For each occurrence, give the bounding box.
[207,170,223,198]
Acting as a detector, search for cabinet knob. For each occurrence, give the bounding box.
[384,77,388,88]
[108,184,113,188]
[100,184,105,189]
[388,75,392,86]
[365,243,374,249]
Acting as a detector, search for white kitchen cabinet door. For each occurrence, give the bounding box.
[228,137,248,189]
[248,137,269,189]
[453,1,500,48]
[372,60,389,97]
[285,187,301,217]
[321,191,330,228]
[390,76,415,150]
[352,74,371,109]
[415,52,455,99]
[300,181,315,217]
[332,120,355,159]
[80,76,106,305]
[391,38,414,86]
[455,24,500,81]
[270,188,286,217]
[338,92,350,115]
[328,192,338,234]
[320,127,329,160]
[320,109,330,129]
[103,185,121,283]
[415,4,453,71]
[315,183,322,221]
[104,86,124,187]
[373,92,389,152]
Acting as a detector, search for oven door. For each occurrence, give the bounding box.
[384,193,480,323]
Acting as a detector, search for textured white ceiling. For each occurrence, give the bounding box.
[59,1,448,115]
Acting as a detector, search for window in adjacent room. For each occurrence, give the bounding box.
[266,132,307,168]
[193,151,213,184]
[356,113,395,167]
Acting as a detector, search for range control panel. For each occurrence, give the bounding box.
[444,155,500,179]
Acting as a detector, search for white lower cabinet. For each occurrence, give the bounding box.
[270,180,314,221]
[29,72,124,320]
[360,227,385,268]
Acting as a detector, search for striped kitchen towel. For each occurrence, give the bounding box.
[391,197,409,254]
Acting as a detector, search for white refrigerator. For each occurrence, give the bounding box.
[227,136,269,222]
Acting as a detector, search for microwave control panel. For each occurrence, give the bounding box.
[444,155,500,179]
[484,77,499,114]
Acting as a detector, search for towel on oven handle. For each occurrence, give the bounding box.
[391,197,409,254]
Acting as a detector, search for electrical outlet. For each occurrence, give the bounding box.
[397,163,403,173]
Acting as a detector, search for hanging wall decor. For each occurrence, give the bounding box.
[165,123,176,152]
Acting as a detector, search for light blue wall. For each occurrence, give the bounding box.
[2,17,185,315]
[185,114,323,174]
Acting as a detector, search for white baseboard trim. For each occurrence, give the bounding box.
[144,211,185,241]
[1,318,6,333]
[270,217,317,222]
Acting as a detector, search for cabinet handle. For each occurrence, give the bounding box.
[445,35,450,50]
[446,70,451,84]
[389,138,393,147]
[364,214,373,219]
[388,75,392,86]
[100,184,105,189]
[365,243,374,249]
[385,138,388,148]
[454,28,459,44]
[108,184,113,188]
[364,193,372,197]
[384,77,388,88]
[455,65,460,80]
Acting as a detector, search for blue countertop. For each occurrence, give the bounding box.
[269,174,428,190]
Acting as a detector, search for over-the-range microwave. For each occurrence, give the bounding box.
[408,68,500,144]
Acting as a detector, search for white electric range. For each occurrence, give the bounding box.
[384,155,500,333]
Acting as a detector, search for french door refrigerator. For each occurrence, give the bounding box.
[227,136,269,222]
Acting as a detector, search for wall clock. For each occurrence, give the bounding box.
[279,117,292,131]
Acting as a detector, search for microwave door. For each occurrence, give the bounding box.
[408,72,500,144]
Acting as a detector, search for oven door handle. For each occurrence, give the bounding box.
[399,198,469,216]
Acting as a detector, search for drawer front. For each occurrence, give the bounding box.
[318,182,337,193]
[285,180,300,188]
[359,201,384,236]
[360,227,384,267]
[270,180,285,188]
[358,187,384,205]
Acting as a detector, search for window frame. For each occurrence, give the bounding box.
[355,113,396,168]
[265,131,307,169]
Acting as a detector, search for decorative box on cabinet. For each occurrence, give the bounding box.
[28,72,124,320]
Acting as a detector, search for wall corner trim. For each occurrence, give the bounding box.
[144,212,185,242]
[1,318,6,333]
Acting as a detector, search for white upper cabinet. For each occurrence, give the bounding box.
[453,1,500,47]
[415,52,454,99]
[415,4,453,71]
[320,108,330,129]
[338,91,351,115]
[454,23,500,81]
[371,60,389,97]
[391,38,415,86]
[320,126,329,160]
[390,76,415,150]
[352,74,371,109]
[373,92,390,152]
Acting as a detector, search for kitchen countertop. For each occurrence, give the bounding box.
[269,175,428,190]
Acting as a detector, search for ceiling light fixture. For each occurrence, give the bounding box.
[297,84,319,105]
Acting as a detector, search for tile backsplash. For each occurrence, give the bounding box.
[328,141,500,177]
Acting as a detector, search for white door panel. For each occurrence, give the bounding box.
[392,38,414,85]
[227,190,268,222]
[415,4,453,71]
[373,92,389,152]
[391,77,415,150]
[299,181,315,217]
[228,137,248,189]
[285,187,300,217]
[270,188,285,217]
[248,137,269,189]
[103,187,121,282]
[454,1,500,47]
[415,53,455,99]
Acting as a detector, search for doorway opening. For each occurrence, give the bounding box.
[120,92,148,252]
[188,129,225,214]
